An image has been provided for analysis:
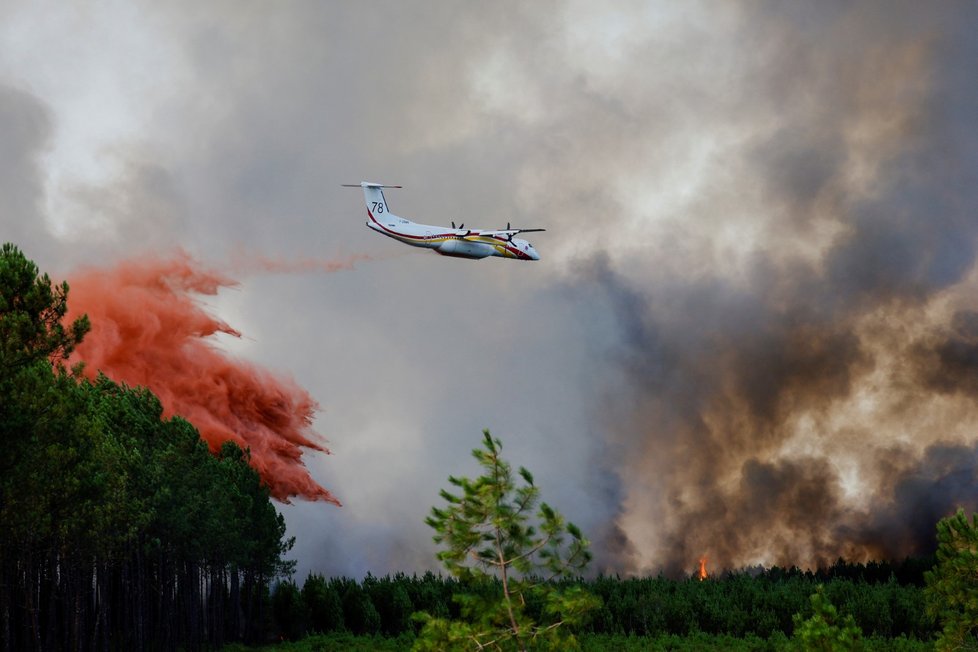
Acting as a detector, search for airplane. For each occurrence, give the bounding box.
[342,182,544,261]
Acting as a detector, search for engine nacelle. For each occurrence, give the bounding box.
[437,239,495,259]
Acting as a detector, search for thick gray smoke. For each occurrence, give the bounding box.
[0,86,52,261]
[3,1,977,579]
[576,2,978,575]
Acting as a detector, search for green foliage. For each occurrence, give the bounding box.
[578,632,929,652]
[303,573,346,634]
[579,631,789,651]
[415,429,600,651]
[222,631,418,651]
[342,581,383,635]
[365,573,416,635]
[273,580,308,641]
[264,568,933,649]
[0,242,89,375]
[925,508,978,651]
[426,431,592,582]
[0,244,294,650]
[790,585,864,651]
[220,631,934,652]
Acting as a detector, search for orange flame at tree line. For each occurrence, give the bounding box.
[65,249,343,505]
[698,556,708,580]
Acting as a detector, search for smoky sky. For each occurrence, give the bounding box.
[0,85,51,259]
[572,2,978,573]
[1,1,977,578]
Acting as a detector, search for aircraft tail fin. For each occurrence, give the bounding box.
[341,182,402,221]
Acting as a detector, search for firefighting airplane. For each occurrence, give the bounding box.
[342,182,544,260]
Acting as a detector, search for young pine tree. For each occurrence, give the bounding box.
[414,429,600,652]
[791,585,864,651]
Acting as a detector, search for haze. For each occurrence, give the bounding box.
[2,1,976,579]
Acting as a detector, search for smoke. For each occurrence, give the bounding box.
[6,1,978,580]
[0,85,52,262]
[585,259,978,574]
[227,247,378,275]
[65,249,341,505]
[577,2,978,574]
[851,442,978,561]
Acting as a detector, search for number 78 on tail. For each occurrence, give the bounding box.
[343,182,544,261]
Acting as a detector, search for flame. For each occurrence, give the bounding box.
[698,556,708,580]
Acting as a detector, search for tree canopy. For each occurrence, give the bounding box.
[925,508,978,651]
[0,242,89,375]
[0,243,294,651]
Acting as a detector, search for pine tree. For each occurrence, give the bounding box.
[0,242,89,375]
[790,585,864,651]
[415,429,600,651]
[925,509,978,651]
[0,244,295,650]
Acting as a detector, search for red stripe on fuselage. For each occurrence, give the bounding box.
[367,209,531,258]
[367,209,454,242]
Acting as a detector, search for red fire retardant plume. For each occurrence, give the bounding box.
[65,250,340,505]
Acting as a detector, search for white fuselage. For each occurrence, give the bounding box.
[366,210,541,261]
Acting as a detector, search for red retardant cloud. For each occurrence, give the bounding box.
[66,250,340,505]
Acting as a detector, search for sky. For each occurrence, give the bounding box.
[1,1,977,578]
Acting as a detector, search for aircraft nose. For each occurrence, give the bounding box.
[528,247,540,261]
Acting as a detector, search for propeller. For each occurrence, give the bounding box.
[452,221,456,228]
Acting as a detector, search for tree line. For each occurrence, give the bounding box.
[0,243,294,651]
[2,242,970,650]
[267,563,935,644]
